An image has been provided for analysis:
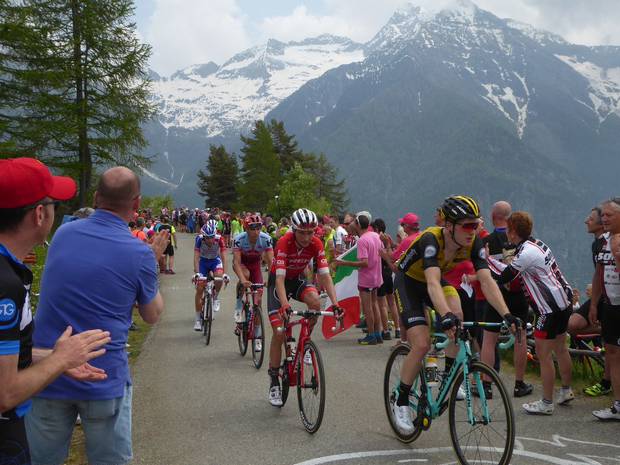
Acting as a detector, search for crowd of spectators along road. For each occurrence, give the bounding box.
[2,157,620,464]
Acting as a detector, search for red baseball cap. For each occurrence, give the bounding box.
[398,213,420,226]
[0,158,77,208]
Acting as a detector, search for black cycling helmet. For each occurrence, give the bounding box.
[441,195,481,223]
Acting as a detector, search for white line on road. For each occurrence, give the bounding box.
[397,460,428,463]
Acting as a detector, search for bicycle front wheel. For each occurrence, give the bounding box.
[238,305,249,356]
[251,306,265,369]
[448,361,514,465]
[204,295,213,346]
[296,340,325,433]
[383,344,424,443]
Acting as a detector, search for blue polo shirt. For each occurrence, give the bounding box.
[33,209,159,400]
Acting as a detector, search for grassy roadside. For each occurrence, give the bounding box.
[29,246,153,465]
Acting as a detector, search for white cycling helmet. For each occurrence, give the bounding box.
[291,208,318,230]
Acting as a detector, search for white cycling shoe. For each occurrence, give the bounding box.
[393,404,414,434]
[193,320,202,331]
[214,299,221,313]
[269,386,283,407]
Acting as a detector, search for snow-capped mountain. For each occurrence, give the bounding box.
[149,35,364,137]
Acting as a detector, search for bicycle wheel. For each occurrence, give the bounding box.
[449,361,514,465]
[251,306,265,369]
[383,344,424,443]
[204,294,213,346]
[237,304,249,356]
[296,340,325,433]
[281,360,290,407]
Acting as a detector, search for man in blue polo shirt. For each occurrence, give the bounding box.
[0,158,111,465]
[26,167,168,465]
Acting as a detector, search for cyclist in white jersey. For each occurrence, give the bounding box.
[488,211,574,415]
[589,199,620,421]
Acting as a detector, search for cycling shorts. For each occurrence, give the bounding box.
[534,309,570,339]
[394,271,458,330]
[601,301,620,346]
[199,257,223,276]
[483,288,529,332]
[377,267,394,297]
[267,273,317,325]
[240,262,264,285]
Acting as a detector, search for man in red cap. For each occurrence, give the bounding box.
[0,158,111,463]
[391,213,421,263]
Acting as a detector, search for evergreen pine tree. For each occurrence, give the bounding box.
[237,121,281,211]
[0,0,154,206]
[304,153,349,214]
[267,119,303,175]
[197,145,239,210]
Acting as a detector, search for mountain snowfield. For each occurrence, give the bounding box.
[150,35,364,137]
[147,0,620,145]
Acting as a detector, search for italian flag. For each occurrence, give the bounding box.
[322,245,361,340]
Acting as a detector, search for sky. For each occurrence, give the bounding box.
[134,0,620,76]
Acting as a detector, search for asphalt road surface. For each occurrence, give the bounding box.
[132,234,620,465]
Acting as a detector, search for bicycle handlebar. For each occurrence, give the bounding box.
[433,321,516,350]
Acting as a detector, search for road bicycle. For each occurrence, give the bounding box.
[194,273,225,346]
[277,306,342,434]
[384,321,517,465]
[237,283,265,369]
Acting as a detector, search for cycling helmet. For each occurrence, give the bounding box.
[244,214,262,229]
[441,195,481,223]
[291,208,318,230]
[201,221,217,237]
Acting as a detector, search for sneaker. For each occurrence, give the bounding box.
[514,382,533,398]
[357,335,377,345]
[456,383,466,401]
[254,340,262,352]
[269,386,283,407]
[557,388,575,405]
[376,335,384,344]
[382,331,392,341]
[523,399,554,415]
[193,320,202,331]
[592,405,620,421]
[583,382,612,397]
[395,329,401,338]
[234,308,244,323]
[168,270,176,275]
[304,351,313,365]
[393,404,414,434]
[214,299,221,313]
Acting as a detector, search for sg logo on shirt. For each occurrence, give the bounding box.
[0,298,17,322]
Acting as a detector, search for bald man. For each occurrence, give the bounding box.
[479,201,533,398]
[26,167,168,465]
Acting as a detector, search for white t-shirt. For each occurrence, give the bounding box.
[334,225,348,249]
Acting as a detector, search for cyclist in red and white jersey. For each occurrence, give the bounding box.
[589,198,620,421]
[488,211,574,415]
[266,208,340,406]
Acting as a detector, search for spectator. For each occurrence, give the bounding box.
[26,167,167,465]
[372,218,400,340]
[131,218,147,242]
[332,215,349,255]
[333,211,390,345]
[0,157,109,463]
[391,213,421,262]
[157,215,177,274]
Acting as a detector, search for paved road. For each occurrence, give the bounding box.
[132,234,620,465]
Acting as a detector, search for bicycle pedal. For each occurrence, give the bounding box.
[416,415,432,430]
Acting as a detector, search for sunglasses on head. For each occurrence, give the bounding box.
[458,221,480,231]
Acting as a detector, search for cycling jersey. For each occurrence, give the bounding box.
[233,232,273,265]
[270,231,328,279]
[489,238,572,315]
[195,234,225,260]
[594,232,620,306]
[397,226,489,281]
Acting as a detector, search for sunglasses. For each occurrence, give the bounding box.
[458,221,480,231]
[248,224,262,230]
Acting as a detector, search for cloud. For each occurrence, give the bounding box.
[143,0,251,76]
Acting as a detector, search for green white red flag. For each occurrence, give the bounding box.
[322,245,361,339]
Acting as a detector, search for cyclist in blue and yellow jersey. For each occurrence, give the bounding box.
[392,195,519,433]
